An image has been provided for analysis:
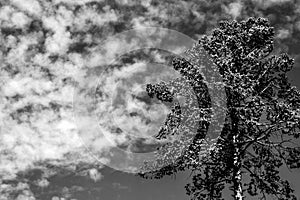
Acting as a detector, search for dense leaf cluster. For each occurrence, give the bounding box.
[140,18,300,200]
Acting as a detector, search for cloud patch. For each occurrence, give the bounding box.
[11,0,42,16]
[223,1,243,19]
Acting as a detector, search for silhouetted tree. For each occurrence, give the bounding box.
[139,17,300,200]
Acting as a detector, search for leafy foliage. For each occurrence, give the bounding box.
[139,18,300,200]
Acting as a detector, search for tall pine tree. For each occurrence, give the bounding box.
[139,17,300,200]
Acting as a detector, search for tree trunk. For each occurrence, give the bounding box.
[233,135,244,200]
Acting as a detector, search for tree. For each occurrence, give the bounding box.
[139,17,300,200]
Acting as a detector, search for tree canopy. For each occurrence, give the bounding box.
[139,17,300,200]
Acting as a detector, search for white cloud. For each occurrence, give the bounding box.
[131,16,158,29]
[224,1,243,19]
[0,2,155,190]
[276,29,290,39]
[11,12,31,28]
[16,191,36,200]
[11,0,42,16]
[51,196,65,200]
[252,0,293,9]
[41,6,75,55]
[0,6,14,23]
[0,2,132,199]
[45,31,72,55]
[88,168,103,182]
[0,91,83,179]
[6,34,39,66]
[0,182,36,200]
[34,178,50,188]
[43,20,72,54]
[84,38,126,68]
[0,0,184,197]
[52,0,104,6]
[267,0,292,3]
[72,5,118,31]
[113,62,147,79]
[0,6,31,29]
[90,61,172,144]
[3,77,54,97]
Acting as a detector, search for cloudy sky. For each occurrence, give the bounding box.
[1,0,300,199]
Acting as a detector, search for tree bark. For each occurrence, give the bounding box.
[233,134,244,200]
